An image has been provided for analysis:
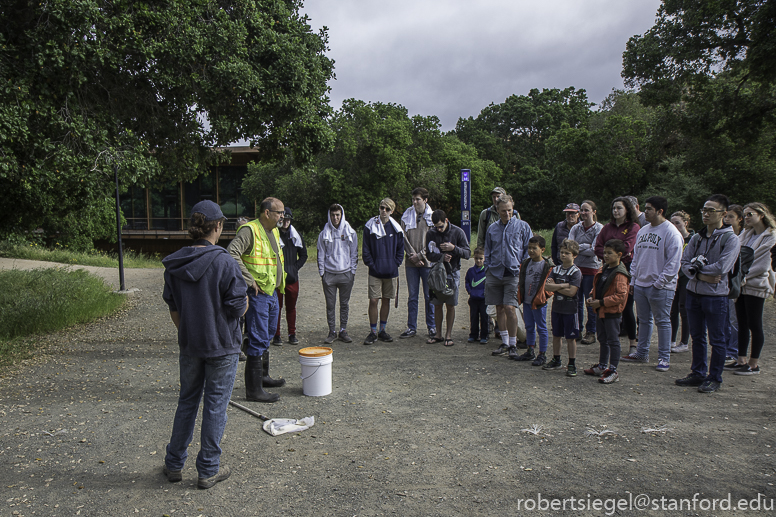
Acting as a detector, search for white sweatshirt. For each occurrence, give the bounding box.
[630,219,684,290]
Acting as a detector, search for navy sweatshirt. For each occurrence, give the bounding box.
[362,220,405,278]
[162,243,247,358]
[465,265,487,299]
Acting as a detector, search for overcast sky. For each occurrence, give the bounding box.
[300,0,662,131]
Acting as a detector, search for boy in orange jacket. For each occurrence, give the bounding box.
[584,239,631,384]
[512,236,552,366]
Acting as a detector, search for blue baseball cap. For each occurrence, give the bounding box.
[190,200,225,221]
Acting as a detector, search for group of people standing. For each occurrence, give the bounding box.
[157,187,775,487]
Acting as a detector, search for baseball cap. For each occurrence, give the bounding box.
[283,207,294,220]
[563,203,581,212]
[490,187,507,196]
[190,200,225,221]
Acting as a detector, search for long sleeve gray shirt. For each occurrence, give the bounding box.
[483,216,533,279]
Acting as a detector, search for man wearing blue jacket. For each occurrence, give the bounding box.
[362,198,405,345]
[162,200,247,489]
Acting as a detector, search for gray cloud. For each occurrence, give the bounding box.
[303,0,661,130]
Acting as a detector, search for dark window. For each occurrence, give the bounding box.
[120,186,148,230]
[218,166,250,231]
[151,182,182,230]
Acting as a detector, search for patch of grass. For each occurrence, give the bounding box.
[0,268,125,364]
[0,240,162,268]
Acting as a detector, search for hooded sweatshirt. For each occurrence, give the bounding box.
[162,243,247,358]
[317,204,359,275]
[739,228,776,298]
[681,224,740,296]
[363,217,404,278]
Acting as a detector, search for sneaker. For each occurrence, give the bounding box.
[197,466,231,489]
[656,360,670,372]
[288,335,299,345]
[507,347,520,360]
[364,332,378,345]
[338,330,353,343]
[580,332,596,345]
[492,343,510,356]
[467,337,476,343]
[669,341,676,351]
[428,328,437,338]
[584,363,607,376]
[378,330,393,342]
[272,335,282,346]
[163,466,182,482]
[698,380,721,393]
[723,360,745,371]
[675,372,705,387]
[239,351,247,362]
[542,357,563,370]
[399,328,416,339]
[599,369,619,384]
[531,353,547,367]
[672,343,689,353]
[323,331,337,344]
[734,365,760,375]
[566,364,577,377]
[480,338,489,344]
[512,348,536,361]
[621,352,648,363]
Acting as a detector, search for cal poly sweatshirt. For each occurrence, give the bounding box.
[630,220,684,291]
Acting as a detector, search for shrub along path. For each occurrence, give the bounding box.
[0,258,775,515]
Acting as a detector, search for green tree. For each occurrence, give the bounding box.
[0,0,334,247]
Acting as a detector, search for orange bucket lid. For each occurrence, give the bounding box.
[299,346,333,358]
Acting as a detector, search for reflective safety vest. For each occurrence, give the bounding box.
[240,220,286,295]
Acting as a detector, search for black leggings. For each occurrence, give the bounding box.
[670,276,689,343]
[735,295,765,359]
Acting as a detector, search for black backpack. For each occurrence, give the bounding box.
[428,260,454,298]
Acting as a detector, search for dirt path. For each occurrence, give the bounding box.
[1,257,775,516]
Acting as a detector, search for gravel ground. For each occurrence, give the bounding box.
[1,257,776,516]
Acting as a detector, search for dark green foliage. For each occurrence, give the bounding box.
[1,0,334,248]
[243,100,502,233]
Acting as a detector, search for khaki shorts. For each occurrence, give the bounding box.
[368,276,398,299]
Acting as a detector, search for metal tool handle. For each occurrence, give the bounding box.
[229,400,269,421]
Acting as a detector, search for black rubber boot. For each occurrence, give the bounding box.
[262,350,286,388]
[245,355,279,403]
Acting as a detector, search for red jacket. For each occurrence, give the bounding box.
[589,263,631,318]
[594,221,640,265]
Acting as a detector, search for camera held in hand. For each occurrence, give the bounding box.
[688,255,708,276]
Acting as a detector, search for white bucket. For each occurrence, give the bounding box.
[298,347,333,397]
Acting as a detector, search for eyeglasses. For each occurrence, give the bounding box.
[379,206,391,211]
[744,212,757,218]
[700,208,724,215]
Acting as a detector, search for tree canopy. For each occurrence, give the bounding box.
[1,0,334,247]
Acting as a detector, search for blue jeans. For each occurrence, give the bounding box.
[523,303,548,353]
[245,289,279,356]
[686,292,728,383]
[576,274,596,334]
[406,266,435,332]
[634,285,675,363]
[165,353,239,478]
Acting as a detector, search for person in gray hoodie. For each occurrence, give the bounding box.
[162,200,248,489]
[317,204,359,344]
[675,194,741,393]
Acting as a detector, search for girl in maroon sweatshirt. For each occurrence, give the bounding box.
[594,197,641,354]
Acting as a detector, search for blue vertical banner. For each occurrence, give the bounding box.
[460,169,471,243]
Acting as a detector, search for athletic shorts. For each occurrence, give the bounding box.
[368,276,398,299]
[551,311,580,340]
[484,271,519,307]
